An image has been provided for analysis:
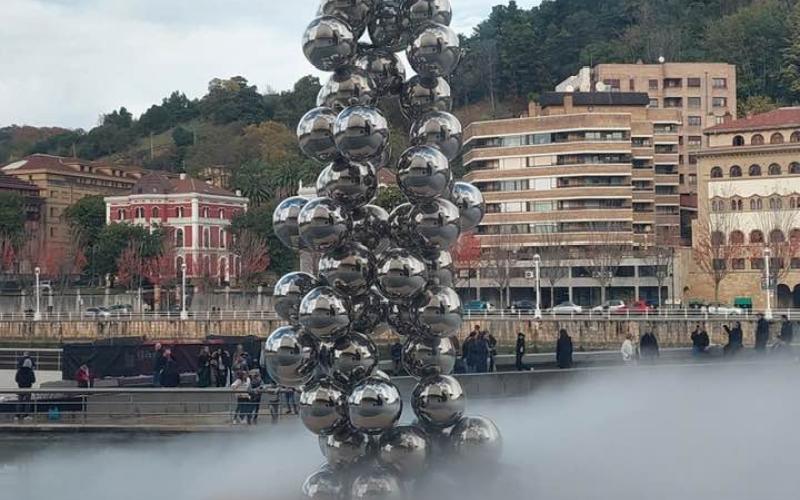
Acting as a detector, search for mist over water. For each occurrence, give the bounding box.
[3,364,799,500]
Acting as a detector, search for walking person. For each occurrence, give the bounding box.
[212,348,231,387]
[462,330,477,373]
[621,334,636,364]
[15,358,35,422]
[152,343,165,387]
[755,314,770,352]
[779,315,794,345]
[691,324,710,356]
[197,346,212,388]
[639,330,660,363]
[159,349,180,388]
[230,370,251,424]
[473,332,490,373]
[515,333,529,371]
[723,321,744,357]
[556,329,573,369]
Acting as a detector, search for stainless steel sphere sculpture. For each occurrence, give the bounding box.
[267,2,500,497]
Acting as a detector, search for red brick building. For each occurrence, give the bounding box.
[105,172,248,284]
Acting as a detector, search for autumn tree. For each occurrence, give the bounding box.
[482,233,519,309]
[233,229,270,289]
[693,201,740,303]
[452,232,482,300]
[533,230,571,308]
[586,225,630,304]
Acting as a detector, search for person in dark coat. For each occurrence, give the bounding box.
[755,314,770,352]
[472,333,490,373]
[515,333,529,371]
[197,346,211,388]
[159,350,180,387]
[639,330,660,362]
[486,331,498,372]
[152,343,165,387]
[462,330,478,373]
[691,324,709,356]
[723,321,744,357]
[779,315,794,345]
[390,342,403,375]
[15,358,35,421]
[556,329,573,369]
[16,351,36,370]
[246,370,264,425]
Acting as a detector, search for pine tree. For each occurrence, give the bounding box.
[782,2,800,101]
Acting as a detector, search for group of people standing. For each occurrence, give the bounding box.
[462,325,497,373]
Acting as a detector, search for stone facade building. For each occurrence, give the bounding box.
[692,107,800,309]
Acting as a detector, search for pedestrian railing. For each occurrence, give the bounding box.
[0,310,281,322]
[0,349,62,371]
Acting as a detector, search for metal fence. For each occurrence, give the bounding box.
[0,310,280,322]
[0,349,62,371]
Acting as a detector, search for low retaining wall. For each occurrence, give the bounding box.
[0,317,771,351]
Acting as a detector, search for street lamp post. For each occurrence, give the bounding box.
[181,263,188,320]
[764,247,773,320]
[533,254,542,319]
[34,266,41,321]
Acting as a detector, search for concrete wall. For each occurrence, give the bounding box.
[0,317,769,351]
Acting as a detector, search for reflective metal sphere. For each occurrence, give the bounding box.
[299,378,348,435]
[400,75,452,120]
[302,465,346,500]
[378,425,431,477]
[415,285,462,337]
[402,335,456,379]
[351,289,390,333]
[331,332,379,387]
[410,111,463,161]
[404,0,453,28]
[407,22,461,78]
[298,107,339,163]
[354,47,406,97]
[351,204,391,253]
[347,376,403,434]
[273,196,309,250]
[273,272,320,324]
[303,16,357,72]
[333,105,390,162]
[320,426,371,470]
[411,375,465,428]
[376,248,428,302]
[368,0,412,52]
[263,325,319,388]
[351,469,405,500]
[317,158,378,211]
[298,197,351,252]
[318,68,377,112]
[423,249,454,287]
[451,181,485,232]
[299,286,351,340]
[388,203,421,249]
[396,145,452,201]
[449,416,503,463]
[386,302,419,336]
[317,0,372,38]
[319,242,376,297]
[409,198,461,251]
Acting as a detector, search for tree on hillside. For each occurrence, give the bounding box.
[0,192,26,248]
[239,121,297,165]
[266,75,323,129]
[739,95,779,117]
[782,1,800,101]
[138,91,198,135]
[201,76,268,125]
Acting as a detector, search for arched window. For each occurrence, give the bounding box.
[711,231,725,246]
[755,197,763,210]
[711,200,718,212]
[770,229,786,244]
[175,228,184,248]
[218,209,225,219]
[730,231,745,245]
[750,230,764,244]
[769,198,783,210]
[730,199,738,211]
[202,207,210,218]
[737,199,743,211]
[791,132,800,143]
[750,198,757,210]
[751,134,765,145]
[152,207,160,219]
[176,257,184,276]
[729,165,742,177]
[711,167,723,178]
[768,163,782,176]
[791,198,796,209]
[791,229,800,242]
[118,209,125,220]
[135,207,144,218]
[791,162,800,174]
[770,133,784,144]
[732,135,745,146]
[748,164,762,176]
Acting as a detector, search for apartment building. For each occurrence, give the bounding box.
[692,107,800,309]
[462,92,685,307]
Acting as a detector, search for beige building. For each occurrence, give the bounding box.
[1,154,146,250]
[462,92,685,307]
[692,107,800,309]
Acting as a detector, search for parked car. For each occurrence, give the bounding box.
[591,300,626,313]
[549,301,582,314]
[704,303,743,315]
[617,300,654,314]
[511,300,536,313]
[84,307,111,319]
[463,300,495,313]
[108,304,133,316]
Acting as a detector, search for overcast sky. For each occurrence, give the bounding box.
[0,0,540,129]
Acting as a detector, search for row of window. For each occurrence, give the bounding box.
[710,162,800,179]
[475,176,629,193]
[174,228,228,249]
[485,199,627,214]
[731,132,800,147]
[710,229,799,246]
[603,77,727,91]
[466,130,630,150]
[118,206,232,220]
[477,221,630,235]
[712,196,800,212]
[650,97,728,109]
[712,257,800,271]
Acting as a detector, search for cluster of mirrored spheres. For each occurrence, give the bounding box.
[265,1,501,498]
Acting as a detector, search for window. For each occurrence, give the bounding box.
[712,97,727,108]
[733,136,745,146]
[770,229,786,243]
[177,206,185,218]
[689,174,697,185]
[729,165,742,177]
[751,258,764,270]
[603,79,621,90]
[770,133,784,145]
[730,231,745,245]
[687,77,702,88]
[712,78,727,89]
[135,207,144,218]
[648,98,659,108]
[220,229,226,248]
[218,209,225,219]
[649,79,659,90]
[732,258,746,270]
[713,259,727,270]
[118,209,125,219]
[750,230,764,244]
[769,163,782,176]
[203,228,210,248]
[629,78,635,91]
[769,198,783,210]
[664,78,682,88]
[791,132,800,143]
[688,116,702,127]
[711,231,725,246]
[791,163,800,174]
[175,229,184,248]
[202,207,210,218]
[751,134,764,145]
[152,207,159,219]
[710,167,723,178]
[749,164,762,177]
[664,97,683,108]
[688,97,701,108]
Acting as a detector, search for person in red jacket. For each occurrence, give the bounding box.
[74,364,92,388]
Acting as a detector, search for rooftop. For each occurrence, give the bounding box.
[130,172,238,197]
[1,154,145,180]
[705,107,800,134]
